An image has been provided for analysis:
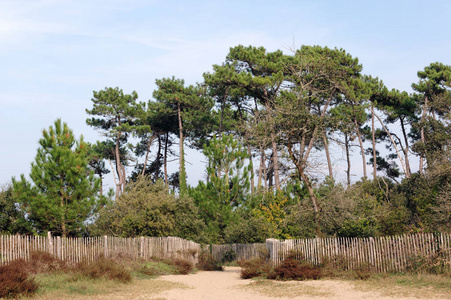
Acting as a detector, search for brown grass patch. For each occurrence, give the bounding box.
[196,252,223,271]
[0,259,38,298]
[269,258,321,280]
[74,257,132,283]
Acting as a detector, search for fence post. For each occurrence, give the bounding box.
[266,239,276,265]
[57,236,61,259]
[104,236,108,258]
[140,236,144,258]
[47,232,53,256]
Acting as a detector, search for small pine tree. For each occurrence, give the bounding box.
[12,119,101,237]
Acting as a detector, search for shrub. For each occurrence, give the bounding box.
[196,252,223,271]
[75,257,132,283]
[238,258,272,279]
[28,251,66,273]
[406,252,451,275]
[270,258,321,280]
[354,263,372,280]
[173,258,193,275]
[0,259,38,298]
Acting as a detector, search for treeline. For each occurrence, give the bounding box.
[1,45,450,243]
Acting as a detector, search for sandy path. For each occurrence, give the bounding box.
[153,266,440,300]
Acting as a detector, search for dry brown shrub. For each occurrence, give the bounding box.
[270,258,321,280]
[354,262,372,280]
[28,250,67,273]
[173,258,193,275]
[0,259,38,298]
[238,258,272,279]
[196,252,223,271]
[74,257,132,283]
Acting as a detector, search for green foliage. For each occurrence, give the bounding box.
[189,134,252,243]
[0,184,31,234]
[12,119,101,237]
[93,176,206,240]
[224,212,273,244]
[86,87,147,198]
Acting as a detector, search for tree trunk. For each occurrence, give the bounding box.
[247,143,255,195]
[354,111,367,179]
[164,132,169,185]
[61,195,66,238]
[345,133,351,188]
[371,103,377,180]
[419,95,428,174]
[115,131,123,199]
[257,149,263,190]
[142,134,156,176]
[287,142,321,236]
[400,117,411,177]
[271,140,280,190]
[373,111,409,177]
[219,88,228,136]
[178,101,187,194]
[155,135,162,181]
[322,131,333,179]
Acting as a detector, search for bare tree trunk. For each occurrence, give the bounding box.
[115,132,124,199]
[354,113,367,179]
[419,96,428,174]
[164,132,169,185]
[371,103,377,180]
[373,111,409,177]
[322,131,333,179]
[142,134,156,176]
[263,150,267,191]
[345,133,351,188]
[155,135,162,181]
[287,142,321,236]
[400,118,411,177]
[177,101,186,194]
[271,140,280,190]
[247,143,255,195]
[257,149,263,189]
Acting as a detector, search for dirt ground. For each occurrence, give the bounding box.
[45,266,449,300]
[150,267,449,300]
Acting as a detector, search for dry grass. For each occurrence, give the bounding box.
[196,252,223,271]
[0,259,38,299]
[242,279,333,298]
[28,277,188,300]
[352,273,451,299]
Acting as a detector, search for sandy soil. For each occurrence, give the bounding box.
[152,266,447,300]
[39,266,449,300]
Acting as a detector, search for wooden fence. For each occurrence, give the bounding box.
[1,233,451,272]
[0,233,200,265]
[211,243,266,262]
[266,233,451,272]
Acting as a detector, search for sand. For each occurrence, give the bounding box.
[152,266,448,300]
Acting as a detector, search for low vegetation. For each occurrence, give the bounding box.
[0,251,196,299]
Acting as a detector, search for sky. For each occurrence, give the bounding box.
[1,0,450,191]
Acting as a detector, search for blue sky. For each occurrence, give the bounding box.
[1,0,450,190]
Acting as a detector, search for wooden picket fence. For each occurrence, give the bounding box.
[0,234,200,265]
[211,243,266,262]
[265,233,451,272]
[1,233,451,272]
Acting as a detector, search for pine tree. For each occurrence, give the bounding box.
[12,119,100,237]
[86,87,147,198]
